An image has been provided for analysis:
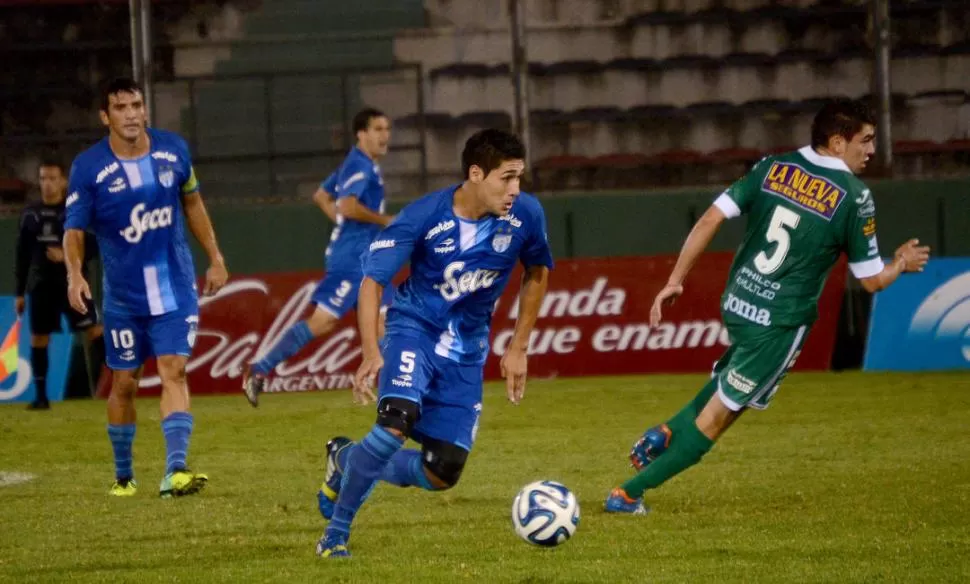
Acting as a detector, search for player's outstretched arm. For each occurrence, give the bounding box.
[353,276,385,405]
[858,238,930,293]
[337,196,393,227]
[63,229,91,314]
[501,265,549,405]
[312,187,338,223]
[182,192,228,296]
[650,205,727,326]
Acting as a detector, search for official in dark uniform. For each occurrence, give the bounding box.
[14,159,107,409]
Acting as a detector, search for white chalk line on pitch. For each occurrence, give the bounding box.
[0,471,37,487]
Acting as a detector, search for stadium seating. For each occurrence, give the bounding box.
[4,0,970,198]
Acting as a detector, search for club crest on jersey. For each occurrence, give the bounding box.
[159,167,175,188]
[492,233,512,253]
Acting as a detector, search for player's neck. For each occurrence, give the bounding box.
[453,183,489,221]
[814,146,842,162]
[355,144,379,162]
[109,131,151,160]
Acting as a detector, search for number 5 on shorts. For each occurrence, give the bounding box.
[400,351,416,373]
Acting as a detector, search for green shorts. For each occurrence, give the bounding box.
[713,323,809,411]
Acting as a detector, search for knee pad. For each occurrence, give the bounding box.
[376,397,420,437]
[422,438,469,489]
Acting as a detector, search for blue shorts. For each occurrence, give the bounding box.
[378,331,483,452]
[103,305,199,370]
[311,270,393,319]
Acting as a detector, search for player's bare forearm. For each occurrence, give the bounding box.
[667,205,726,285]
[859,238,930,294]
[182,192,225,267]
[357,277,385,357]
[312,188,338,223]
[63,229,86,279]
[338,196,392,227]
[507,266,550,353]
[860,256,905,293]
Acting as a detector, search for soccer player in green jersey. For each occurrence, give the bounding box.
[605,98,931,514]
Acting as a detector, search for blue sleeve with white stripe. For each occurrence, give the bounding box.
[174,136,201,195]
[361,203,424,286]
[519,198,555,269]
[65,158,94,231]
[320,172,338,195]
[335,159,370,200]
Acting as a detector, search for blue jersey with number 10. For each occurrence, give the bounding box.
[65,128,199,317]
[362,185,554,366]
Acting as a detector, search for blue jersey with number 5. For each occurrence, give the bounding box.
[361,185,554,365]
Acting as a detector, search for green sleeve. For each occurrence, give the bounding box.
[844,186,885,278]
[712,158,769,218]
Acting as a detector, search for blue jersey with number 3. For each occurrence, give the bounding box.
[325,147,385,273]
[361,185,554,365]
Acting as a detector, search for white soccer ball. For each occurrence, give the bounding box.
[511,480,580,547]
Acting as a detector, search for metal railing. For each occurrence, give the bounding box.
[167,63,428,201]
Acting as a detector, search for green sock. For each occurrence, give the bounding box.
[621,419,714,499]
[686,377,719,420]
[663,377,718,436]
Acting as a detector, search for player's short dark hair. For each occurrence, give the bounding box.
[461,129,526,179]
[38,156,66,176]
[811,98,876,149]
[100,77,144,112]
[352,107,387,134]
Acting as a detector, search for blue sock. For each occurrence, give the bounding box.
[252,321,313,375]
[107,424,136,481]
[326,426,403,541]
[380,449,435,490]
[161,412,194,475]
[337,442,352,471]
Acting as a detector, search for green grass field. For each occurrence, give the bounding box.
[1,372,969,583]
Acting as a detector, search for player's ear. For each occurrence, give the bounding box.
[469,165,484,184]
[830,134,847,155]
[99,109,110,127]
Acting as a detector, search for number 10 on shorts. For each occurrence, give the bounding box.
[110,328,135,349]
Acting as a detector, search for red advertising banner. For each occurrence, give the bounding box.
[137,253,846,395]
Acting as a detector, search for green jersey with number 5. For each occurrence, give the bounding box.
[714,146,884,328]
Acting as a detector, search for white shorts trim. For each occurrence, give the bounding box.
[716,380,745,412]
[314,303,342,319]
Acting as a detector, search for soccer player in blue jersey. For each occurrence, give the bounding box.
[315,128,553,558]
[63,78,228,498]
[242,108,395,406]
[313,171,339,223]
